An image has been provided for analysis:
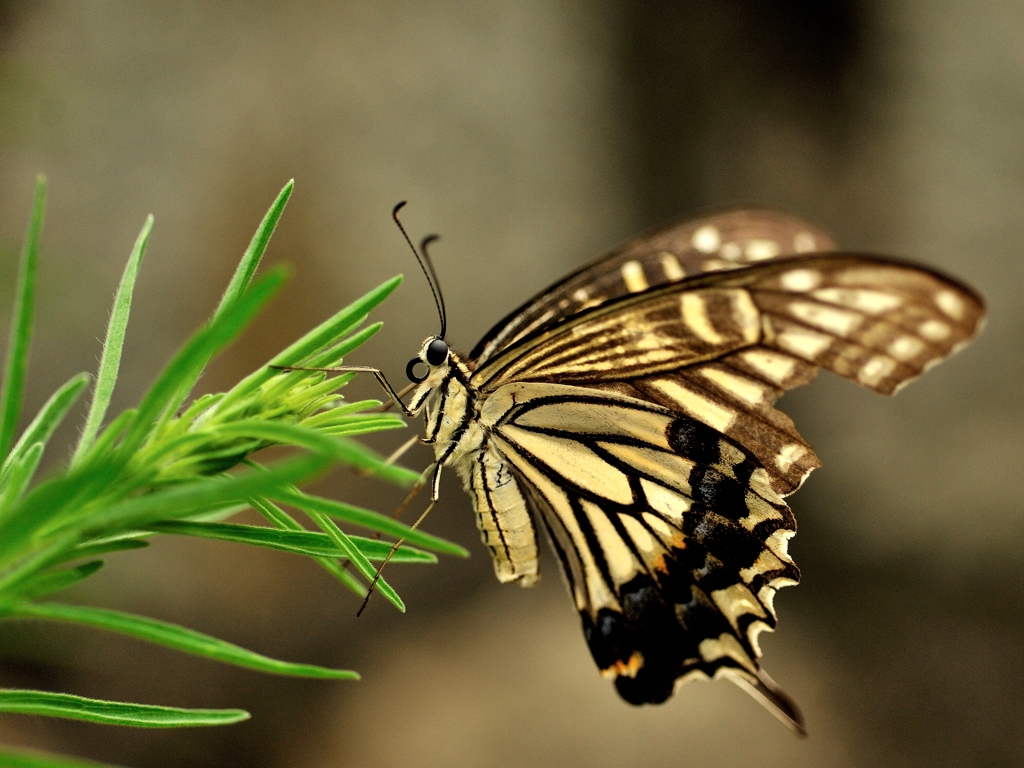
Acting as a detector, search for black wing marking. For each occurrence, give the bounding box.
[488,394,804,731]
[470,211,836,366]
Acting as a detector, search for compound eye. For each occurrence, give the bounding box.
[406,358,427,383]
[425,338,449,366]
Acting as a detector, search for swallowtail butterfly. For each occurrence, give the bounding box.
[356,208,985,734]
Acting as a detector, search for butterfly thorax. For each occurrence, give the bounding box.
[411,348,485,469]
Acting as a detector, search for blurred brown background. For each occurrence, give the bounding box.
[0,1,1021,766]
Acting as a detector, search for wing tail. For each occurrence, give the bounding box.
[730,667,807,736]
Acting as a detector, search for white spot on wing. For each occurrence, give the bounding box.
[775,443,807,472]
[740,350,798,384]
[788,301,863,337]
[936,290,966,319]
[739,550,786,584]
[811,287,902,314]
[745,239,781,261]
[747,620,774,657]
[776,326,833,359]
[793,231,816,253]
[780,269,821,291]
[720,242,743,261]
[765,529,795,563]
[889,335,924,361]
[692,225,721,253]
[621,260,649,293]
[858,355,896,386]
[920,319,951,341]
[740,491,784,531]
[572,287,589,303]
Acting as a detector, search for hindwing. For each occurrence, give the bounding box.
[483,382,804,729]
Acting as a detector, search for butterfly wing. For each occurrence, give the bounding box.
[469,254,984,722]
[479,381,805,729]
[469,210,836,367]
[474,253,985,493]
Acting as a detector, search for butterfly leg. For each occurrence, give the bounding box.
[356,463,442,617]
[383,434,421,467]
[366,382,416,413]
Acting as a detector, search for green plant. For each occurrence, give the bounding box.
[0,177,465,768]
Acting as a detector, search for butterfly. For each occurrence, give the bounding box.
[345,206,985,734]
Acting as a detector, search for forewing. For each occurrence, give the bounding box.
[470,211,836,366]
[474,254,985,494]
[486,382,803,729]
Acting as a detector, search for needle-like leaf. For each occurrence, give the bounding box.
[72,216,153,465]
[0,176,46,462]
[0,689,249,727]
[4,602,360,679]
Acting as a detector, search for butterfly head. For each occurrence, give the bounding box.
[406,336,450,384]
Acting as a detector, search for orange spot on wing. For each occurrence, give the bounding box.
[601,651,645,679]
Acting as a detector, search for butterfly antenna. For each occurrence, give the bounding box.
[419,234,446,339]
[392,202,447,339]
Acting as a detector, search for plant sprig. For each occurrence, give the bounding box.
[0,177,465,768]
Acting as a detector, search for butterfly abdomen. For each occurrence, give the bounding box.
[463,437,540,586]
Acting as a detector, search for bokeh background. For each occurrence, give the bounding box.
[0,2,1021,766]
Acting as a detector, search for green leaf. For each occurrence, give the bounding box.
[119,267,290,456]
[84,407,136,459]
[319,418,406,437]
[303,507,404,612]
[0,455,126,572]
[274,488,469,557]
[157,181,296,426]
[209,420,351,458]
[13,560,104,600]
[0,175,46,462]
[248,495,367,598]
[304,321,383,369]
[1,372,90,480]
[147,520,436,563]
[5,602,360,680]
[332,437,421,486]
[0,689,248,728]
[0,746,130,768]
[218,275,402,409]
[215,180,293,320]
[51,538,149,566]
[0,442,44,522]
[69,451,333,540]
[72,216,153,465]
